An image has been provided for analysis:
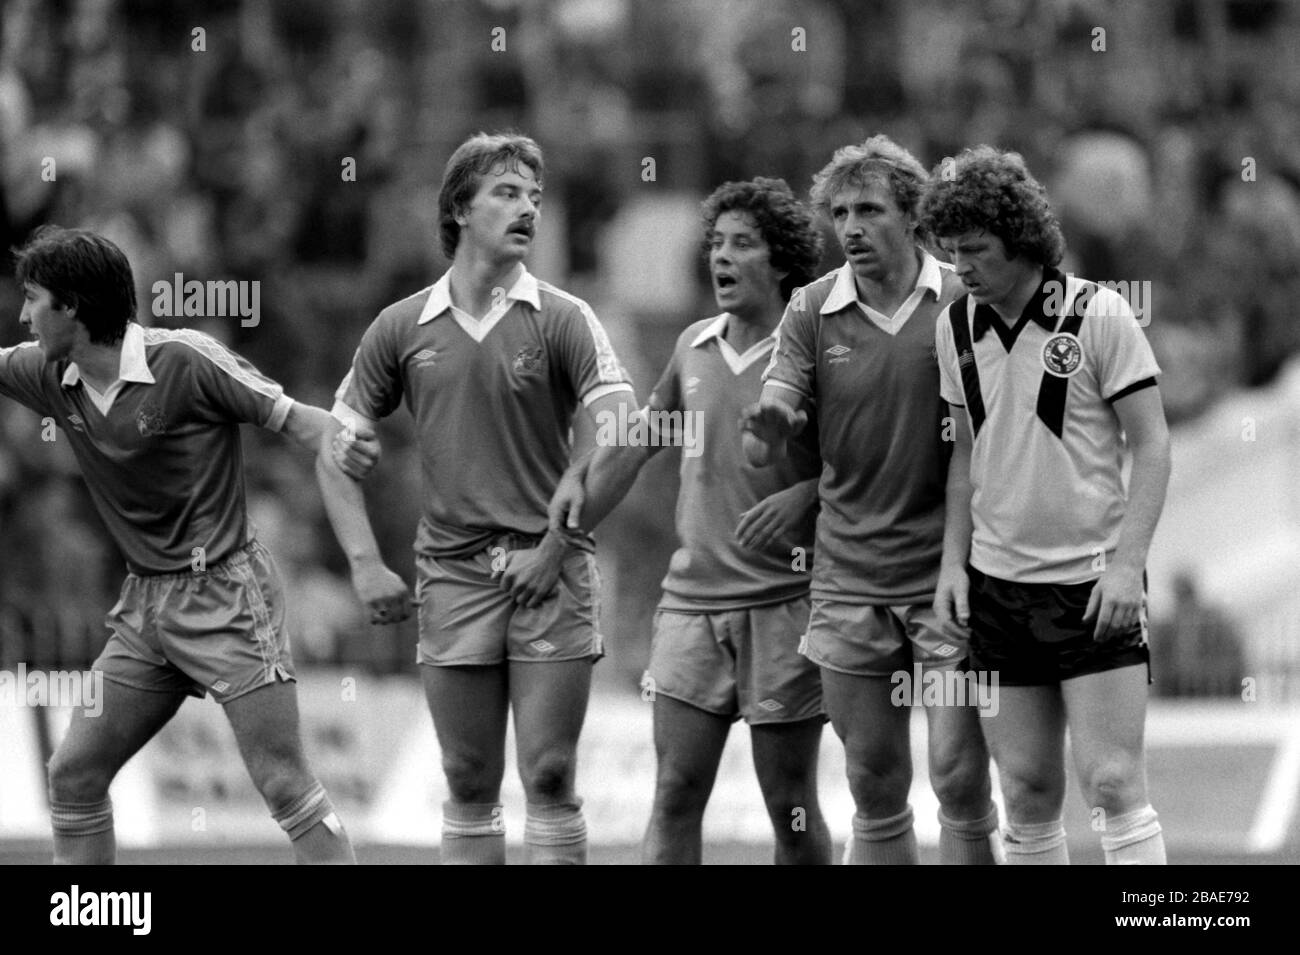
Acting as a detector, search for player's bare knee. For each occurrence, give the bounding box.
[521,750,576,802]
[846,759,907,788]
[1080,757,1142,811]
[929,751,992,811]
[442,751,502,802]
[755,761,817,819]
[845,757,909,808]
[244,748,314,810]
[999,770,1064,819]
[762,790,817,832]
[47,749,112,804]
[653,764,713,817]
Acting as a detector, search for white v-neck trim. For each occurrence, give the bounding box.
[690,314,776,375]
[448,300,512,343]
[419,267,542,343]
[820,253,943,337]
[715,335,774,375]
[81,379,128,416]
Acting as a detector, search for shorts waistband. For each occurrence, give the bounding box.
[486,532,546,553]
[127,539,264,582]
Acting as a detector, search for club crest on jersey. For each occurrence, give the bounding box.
[136,403,167,437]
[1042,333,1083,377]
[512,346,544,375]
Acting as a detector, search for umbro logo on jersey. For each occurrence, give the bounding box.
[825,344,851,364]
[685,376,700,393]
[932,643,959,658]
[211,680,231,694]
[529,639,556,654]
[67,414,86,432]
[757,698,785,712]
[414,349,438,366]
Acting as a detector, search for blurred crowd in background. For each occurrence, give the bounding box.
[0,0,1290,690]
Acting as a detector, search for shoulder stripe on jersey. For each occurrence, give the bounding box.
[1035,281,1095,440]
[537,282,626,385]
[0,341,40,357]
[948,295,986,438]
[143,327,282,401]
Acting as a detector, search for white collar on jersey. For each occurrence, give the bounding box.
[819,248,943,316]
[61,322,156,389]
[417,266,542,325]
[690,313,776,375]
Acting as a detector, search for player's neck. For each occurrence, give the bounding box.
[724,295,783,351]
[448,254,524,319]
[853,247,919,314]
[990,264,1044,327]
[71,339,123,393]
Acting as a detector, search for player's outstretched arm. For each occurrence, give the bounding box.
[552,392,658,534]
[740,384,807,467]
[289,404,412,626]
[935,402,975,639]
[1083,386,1171,641]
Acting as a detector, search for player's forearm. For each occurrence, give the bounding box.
[1111,434,1171,573]
[577,441,651,532]
[315,425,386,568]
[940,437,975,570]
[759,381,803,414]
[744,383,805,467]
[791,476,820,512]
[280,401,332,452]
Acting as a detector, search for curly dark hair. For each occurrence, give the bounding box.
[919,146,1066,267]
[701,178,824,302]
[438,132,544,260]
[809,135,930,228]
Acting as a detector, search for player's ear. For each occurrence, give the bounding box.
[452,195,471,227]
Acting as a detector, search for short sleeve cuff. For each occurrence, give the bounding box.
[264,394,295,433]
[767,379,810,401]
[1105,376,1158,404]
[581,382,635,406]
[330,399,377,430]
